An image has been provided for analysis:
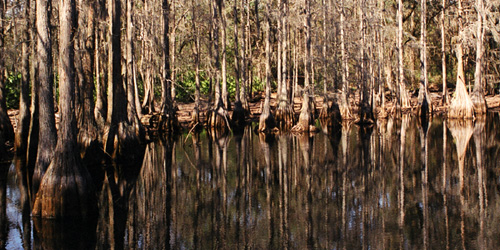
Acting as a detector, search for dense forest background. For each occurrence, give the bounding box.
[0,0,499,218]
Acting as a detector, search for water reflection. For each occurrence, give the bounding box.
[3,114,500,249]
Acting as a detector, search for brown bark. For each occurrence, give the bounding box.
[207,0,228,133]
[292,0,314,132]
[339,0,352,120]
[15,0,32,170]
[398,0,411,109]
[231,0,246,129]
[448,0,474,119]
[258,0,275,133]
[33,0,57,196]
[33,0,94,218]
[191,0,201,127]
[161,0,179,131]
[441,0,448,104]
[76,0,100,161]
[471,0,487,115]
[417,0,433,119]
[0,0,14,157]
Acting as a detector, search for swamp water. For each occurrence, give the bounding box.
[2,113,500,249]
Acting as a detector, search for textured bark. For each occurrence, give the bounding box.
[218,0,229,110]
[33,0,57,195]
[15,0,32,170]
[417,0,433,119]
[0,0,14,157]
[258,0,275,133]
[293,0,314,132]
[448,0,474,119]
[33,0,94,218]
[339,0,352,120]
[191,0,201,127]
[357,0,374,125]
[161,0,179,132]
[441,0,448,105]
[76,0,100,162]
[274,0,294,131]
[231,0,245,129]
[207,0,228,132]
[397,0,410,109]
[104,0,143,161]
[471,0,487,115]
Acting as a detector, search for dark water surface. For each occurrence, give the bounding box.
[2,113,500,249]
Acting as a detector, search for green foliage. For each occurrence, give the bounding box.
[5,72,21,109]
[175,71,211,103]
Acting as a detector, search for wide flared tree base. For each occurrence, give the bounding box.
[275,105,295,131]
[32,152,95,218]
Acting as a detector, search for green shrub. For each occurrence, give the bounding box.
[5,72,20,109]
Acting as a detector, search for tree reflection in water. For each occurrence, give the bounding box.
[3,114,500,249]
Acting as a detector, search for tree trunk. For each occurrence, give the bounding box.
[207,0,229,134]
[239,0,249,112]
[219,0,229,110]
[258,0,275,132]
[33,0,94,218]
[15,0,32,170]
[33,0,57,196]
[441,0,448,104]
[339,0,352,120]
[76,0,100,163]
[358,0,374,124]
[191,0,201,127]
[471,0,487,114]
[94,5,107,130]
[292,0,314,132]
[232,0,246,129]
[417,0,433,119]
[0,0,14,157]
[125,0,143,135]
[398,0,410,109]
[448,0,474,119]
[275,0,295,131]
[161,0,179,132]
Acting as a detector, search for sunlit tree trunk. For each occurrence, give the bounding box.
[191,0,201,126]
[33,0,57,195]
[397,0,410,109]
[161,0,179,131]
[339,0,352,120]
[471,0,487,114]
[258,0,275,132]
[33,0,94,218]
[219,0,229,110]
[232,0,246,128]
[417,0,432,118]
[275,0,295,131]
[441,0,448,104]
[293,0,314,132]
[448,0,474,119]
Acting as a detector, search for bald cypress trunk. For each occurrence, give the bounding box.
[0,0,14,157]
[32,0,57,195]
[76,0,100,162]
[258,0,275,132]
[161,0,179,132]
[397,0,410,109]
[448,0,474,119]
[231,0,246,129]
[471,0,487,115]
[417,0,433,119]
[275,0,295,131]
[15,0,32,169]
[339,0,352,120]
[293,0,314,132]
[207,0,229,134]
[191,0,201,127]
[33,0,94,218]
